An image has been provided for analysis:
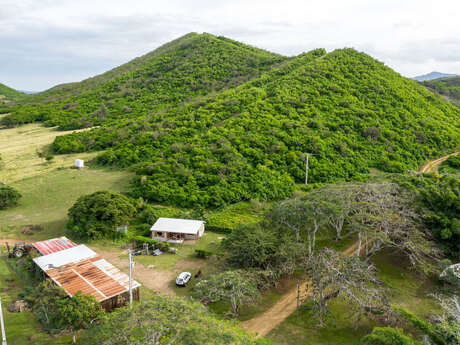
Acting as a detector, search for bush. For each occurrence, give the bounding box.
[0,185,22,209]
[67,191,136,239]
[195,249,213,258]
[205,225,233,234]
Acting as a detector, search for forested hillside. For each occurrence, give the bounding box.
[53,48,460,207]
[2,34,460,208]
[0,82,25,104]
[422,76,460,106]
[0,33,284,129]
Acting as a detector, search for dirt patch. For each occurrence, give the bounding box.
[175,259,203,271]
[91,247,175,295]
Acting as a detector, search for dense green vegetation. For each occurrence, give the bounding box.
[0,82,25,103]
[439,155,460,174]
[52,48,460,208]
[1,33,284,129]
[3,34,460,208]
[422,76,460,106]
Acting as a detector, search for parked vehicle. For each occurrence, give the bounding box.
[152,249,163,256]
[8,242,33,258]
[176,272,192,286]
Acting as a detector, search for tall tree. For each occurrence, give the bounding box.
[193,270,260,316]
[267,197,334,257]
[305,248,389,324]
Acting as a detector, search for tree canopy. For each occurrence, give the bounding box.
[80,294,272,345]
[0,185,22,209]
[67,190,136,239]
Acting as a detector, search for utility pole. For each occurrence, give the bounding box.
[128,250,133,309]
[0,296,7,345]
[296,281,300,309]
[302,153,318,185]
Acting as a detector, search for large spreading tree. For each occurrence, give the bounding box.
[67,190,136,239]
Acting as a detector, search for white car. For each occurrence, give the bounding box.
[176,272,192,286]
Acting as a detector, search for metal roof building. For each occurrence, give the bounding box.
[32,236,77,256]
[33,244,140,311]
[150,218,205,243]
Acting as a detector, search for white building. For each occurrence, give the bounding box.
[74,159,84,169]
[150,218,205,243]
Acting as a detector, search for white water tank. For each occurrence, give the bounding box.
[75,159,84,169]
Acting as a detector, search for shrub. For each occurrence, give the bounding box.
[67,191,136,239]
[195,249,213,258]
[0,185,22,209]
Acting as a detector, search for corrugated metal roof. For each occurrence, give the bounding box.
[150,217,205,234]
[44,256,140,302]
[33,245,97,271]
[32,237,78,256]
[34,245,141,302]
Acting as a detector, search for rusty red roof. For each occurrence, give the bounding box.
[33,245,140,302]
[32,237,77,256]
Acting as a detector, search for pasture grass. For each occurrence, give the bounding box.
[0,123,98,184]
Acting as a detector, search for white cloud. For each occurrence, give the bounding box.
[1,0,460,90]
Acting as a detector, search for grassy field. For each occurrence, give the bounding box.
[0,122,135,241]
[0,123,99,184]
[267,251,440,345]
[0,167,133,241]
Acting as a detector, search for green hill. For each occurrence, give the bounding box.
[49,45,460,207]
[0,83,25,104]
[422,76,460,106]
[1,33,285,129]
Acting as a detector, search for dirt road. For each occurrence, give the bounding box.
[241,242,359,337]
[418,151,460,173]
[242,151,459,338]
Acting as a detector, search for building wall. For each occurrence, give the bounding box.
[100,287,140,312]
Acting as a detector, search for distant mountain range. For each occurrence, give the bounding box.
[413,71,458,81]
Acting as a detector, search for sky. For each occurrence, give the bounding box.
[1,0,460,91]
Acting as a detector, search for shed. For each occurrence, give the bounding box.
[150,218,205,243]
[32,236,77,256]
[74,159,84,169]
[33,244,140,311]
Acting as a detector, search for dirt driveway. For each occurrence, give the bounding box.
[91,247,176,295]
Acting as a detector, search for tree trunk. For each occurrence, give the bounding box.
[72,328,76,344]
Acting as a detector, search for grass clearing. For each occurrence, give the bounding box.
[0,123,99,184]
